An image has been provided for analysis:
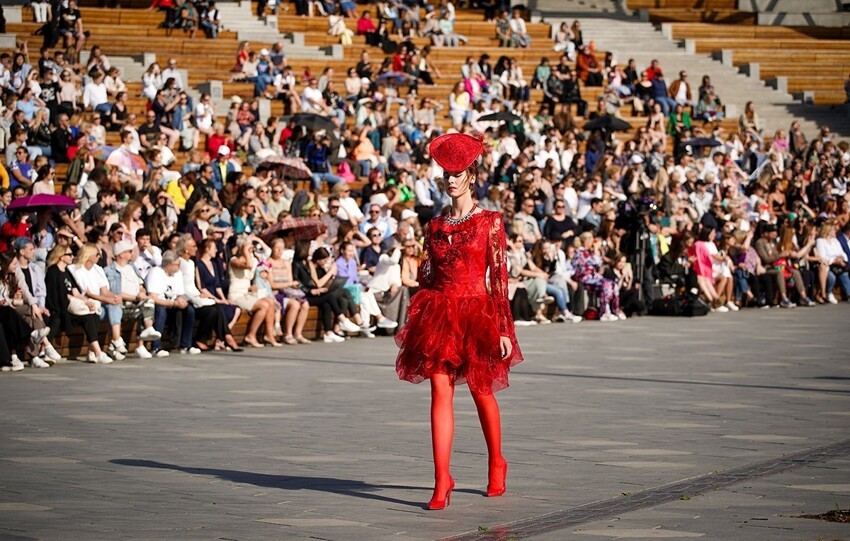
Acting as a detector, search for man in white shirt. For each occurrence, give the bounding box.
[359,201,392,240]
[133,228,162,280]
[146,250,196,355]
[301,78,329,114]
[161,58,184,91]
[688,179,713,220]
[106,241,163,358]
[332,182,364,224]
[516,198,542,245]
[535,137,561,172]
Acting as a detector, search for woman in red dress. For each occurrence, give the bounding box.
[395,133,523,510]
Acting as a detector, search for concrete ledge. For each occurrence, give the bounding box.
[5,6,23,24]
[684,39,696,55]
[766,76,788,94]
[0,34,17,49]
[801,90,814,104]
[660,23,673,40]
[740,62,759,80]
[719,49,734,66]
[143,52,157,68]
[638,9,649,22]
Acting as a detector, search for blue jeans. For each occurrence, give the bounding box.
[827,269,850,298]
[655,96,676,116]
[311,171,344,191]
[95,102,113,115]
[546,283,569,312]
[254,73,274,96]
[153,305,195,350]
[733,268,751,301]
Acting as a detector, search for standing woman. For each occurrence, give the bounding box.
[395,133,523,510]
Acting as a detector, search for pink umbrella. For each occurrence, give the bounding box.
[7,194,78,211]
[106,147,146,170]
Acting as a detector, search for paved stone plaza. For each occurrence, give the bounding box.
[1,306,849,540]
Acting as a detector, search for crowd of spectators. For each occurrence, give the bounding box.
[1,4,849,374]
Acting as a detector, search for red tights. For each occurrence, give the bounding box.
[430,373,506,501]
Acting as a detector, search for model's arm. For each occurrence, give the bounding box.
[487,213,513,338]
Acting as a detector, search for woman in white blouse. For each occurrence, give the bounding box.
[815,220,850,303]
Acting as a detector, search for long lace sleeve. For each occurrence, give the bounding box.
[418,221,434,290]
[487,212,513,336]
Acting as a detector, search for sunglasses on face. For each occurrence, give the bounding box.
[329,205,340,210]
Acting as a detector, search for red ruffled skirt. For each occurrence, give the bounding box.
[395,290,523,395]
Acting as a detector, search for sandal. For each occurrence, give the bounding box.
[283,335,298,345]
[295,336,312,344]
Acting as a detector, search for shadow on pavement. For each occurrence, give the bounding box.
[110,458,470,508]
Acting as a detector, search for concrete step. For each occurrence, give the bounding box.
[737,0,840,12]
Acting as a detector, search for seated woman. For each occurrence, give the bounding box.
[267,239,311,345]
[292,241,366,343]
[0,252,54,370]
[45,245,111,364]
[531,239,582,323]
[815,220,850,303]
[335,241,398,336]
[196,238,242,337]
[228,236,281,348]
[572,232,623,321]
[507,234,551,324]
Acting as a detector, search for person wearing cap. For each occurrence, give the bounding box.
[395,132,523,510]
[104,240,164,358]
[146,250,198,354]
[332,181,364,224]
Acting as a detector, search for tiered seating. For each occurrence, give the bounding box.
[665,23,850,105]
[626,0,756,24]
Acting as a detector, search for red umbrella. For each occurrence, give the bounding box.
[261,217,327,242]
[258,157,313,180]
[7,194,78,211]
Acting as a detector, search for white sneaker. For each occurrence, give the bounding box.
[553,313,566,322]
[8,358,25,372]
[86,352,97,363]
[179,347,201,355]
[376,318,398,329]
[715,305,729,313]
[108,346,126,361]
[139,327,162,341]
[828,293,839,304]
[155,349,170,358]
[566,313,583,323]
[600,313,619,322]
[617,312,627,320]
[323,332,345,343]
[338,318,361,333]
[361,328,376,339]
[111,340,128,355]
[726,301,740,312]
[96,352,114,364]
[514,320,536,327]
[135,345,153,359]
[44,343,62,361]
[30,357,50,368]
[30,327,51,342]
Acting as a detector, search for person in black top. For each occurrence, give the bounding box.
[58,0,86,57]
[50,112,73,163]
[44,245,107,361]
[543,199,578,247]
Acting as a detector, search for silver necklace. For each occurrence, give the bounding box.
[445,205,479,226]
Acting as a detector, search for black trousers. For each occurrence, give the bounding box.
[195,304,230,343]
[307,290,345,332]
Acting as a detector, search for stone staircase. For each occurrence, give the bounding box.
[215,0,342,59]
[538,5,850,138]
[738,0,850,27]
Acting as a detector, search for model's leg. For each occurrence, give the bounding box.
[429,373,455,505]
[471,389,507,495]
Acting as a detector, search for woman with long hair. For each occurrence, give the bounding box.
[395,133,523,509]
[44,245,111,363]
[266,238,311,345]
[228,236,281,348]
[0,251,42,371]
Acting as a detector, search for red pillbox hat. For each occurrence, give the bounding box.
[429,133,485,174]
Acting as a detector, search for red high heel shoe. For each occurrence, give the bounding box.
[486,460,508,497]
[427,478,455,510]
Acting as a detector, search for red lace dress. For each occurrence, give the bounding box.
[395,210,523,394]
